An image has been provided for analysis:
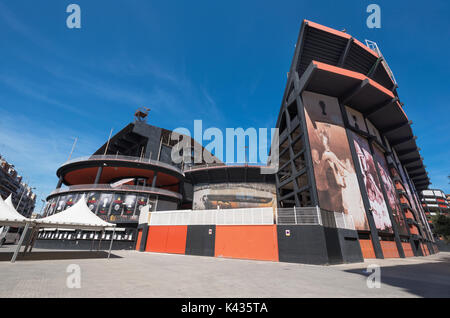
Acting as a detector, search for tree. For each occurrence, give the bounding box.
[432,214,450,243]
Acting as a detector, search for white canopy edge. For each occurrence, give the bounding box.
[0,195,31,226]
[35,195,116,231]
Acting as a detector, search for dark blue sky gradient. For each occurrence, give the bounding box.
[0,0,448,210]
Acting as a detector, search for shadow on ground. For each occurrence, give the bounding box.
[0,251,121,262]
[344,255,450,298]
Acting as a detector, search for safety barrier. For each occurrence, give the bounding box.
[148,207,355,230]
[149,207,275,226]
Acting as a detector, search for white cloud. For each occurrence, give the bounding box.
[0,110,101,213]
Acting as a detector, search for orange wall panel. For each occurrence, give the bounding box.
[146,226,169,253]
[145,226,187,254]
[136,229,143,251]
[359,239,376,259]
[166,226,188,254]
[215,225,278,262]
[380,241,400,258]
[402,242,414,257]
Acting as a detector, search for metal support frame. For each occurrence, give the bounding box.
[108,228,116,259]
[364,98,398,118]
[11,223,30,263]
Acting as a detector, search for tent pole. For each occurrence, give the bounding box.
[24,227,36,254]
[108,228,115,259]
[98,230,104,251]
[11,223,30,263]
[29,228,39,253]
[90,231,95,252]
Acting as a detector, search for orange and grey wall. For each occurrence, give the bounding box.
[136,222,369,265]
[136,221,438,264]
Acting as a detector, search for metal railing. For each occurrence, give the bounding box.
[276,207,321,225]
[182,162,265,172]
[146,206,355,230]
[60,155,183,175]
[149,207,275,226]
[49,184,182,199]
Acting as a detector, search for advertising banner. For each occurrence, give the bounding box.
[111,193,125,215]
[98,193,113,215]
[193,183,276,210]
[351,132,392,232]
[136,195,149,215]
[55,195,67,213]
[302,91,369,231]
[87,192,99,213]
[124,194,137,215]
[373,146,408,235]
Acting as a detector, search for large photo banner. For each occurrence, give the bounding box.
[373,146,408,235]
[351,132,392,233]
[193,183,276,210]
[302,91,369,231]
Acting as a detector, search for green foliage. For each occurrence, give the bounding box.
[432,214,450,242]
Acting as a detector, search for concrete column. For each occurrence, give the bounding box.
[151,172,158,188]
[56,176,63,189]
[94,166,103,185]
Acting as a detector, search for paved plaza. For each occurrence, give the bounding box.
[0,245,449,298]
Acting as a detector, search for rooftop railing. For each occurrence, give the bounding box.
[145,206,355,230]
[60,155,183,175]
[48,184,183,200]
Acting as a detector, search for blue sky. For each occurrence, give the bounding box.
[0,0,449,212]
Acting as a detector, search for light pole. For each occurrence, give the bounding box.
[17,185,36,213]
[38,199,45,217]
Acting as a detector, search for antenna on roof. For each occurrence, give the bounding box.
[134,107,151,122]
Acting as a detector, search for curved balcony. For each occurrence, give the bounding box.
[47,183,183,201]
[57,155,184,186]
[184,164,275,184]
[61,155,182,174]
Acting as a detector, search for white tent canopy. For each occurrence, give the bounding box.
[35,195,116,231]
[7,195,117,263]
[0,194,30,227]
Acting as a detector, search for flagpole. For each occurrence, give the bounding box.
[104,128,114,155]
[68,137,78,161]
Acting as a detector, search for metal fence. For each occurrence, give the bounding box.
[146,206,355,230]
[149,207,274,226]
[61,155,183,175]
[49,184,182,199]
[276,207,321,225]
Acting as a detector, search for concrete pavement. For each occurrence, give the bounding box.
[0,246,449,298]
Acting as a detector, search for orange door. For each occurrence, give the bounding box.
[215,225,278,261]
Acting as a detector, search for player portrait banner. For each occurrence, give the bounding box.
[372,146,408,235]
[193,183,276,210]
[98,193,113,215]
[302,91,369,231]
[351,132,392,233]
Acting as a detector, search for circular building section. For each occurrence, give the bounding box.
[185,165,276,211]
[45,155,184,225]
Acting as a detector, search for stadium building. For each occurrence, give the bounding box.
[0,155,36,218]
[37,20,438,262]
[420,189,449,238]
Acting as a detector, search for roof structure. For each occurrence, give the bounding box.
[35,195,116,230]
[0,195,30,227]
